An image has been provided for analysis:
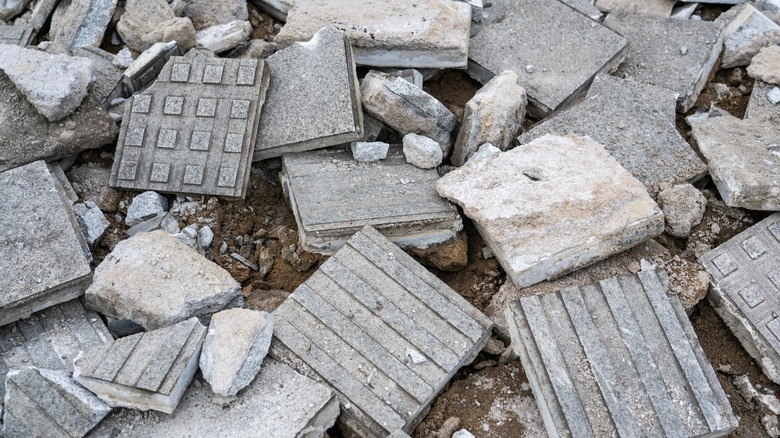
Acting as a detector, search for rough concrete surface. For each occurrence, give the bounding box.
[746,79,780,121]
[657,183,707,238]
[403,133,443,169]
[49,0,117,52]
[720,4,780,68]
[747,44,780,85]
[116,0,196,52]
[194,20,251,53]
[185,0,248,30]
[73,201,111,248]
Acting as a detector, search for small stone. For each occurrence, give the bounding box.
[126,191,169,226]
[481,246,494,259]
[195,20,252,53]
[73,201,111,248]
[748,45,780,85]
[482,338,505,355]
[405,348,427,364]
[113,47,133,68]
[437,417,461,438]
[769,87,780,105]
[351,141,390,162]
[403,133,443,169]
[184,0,248,30]
[680,46,688,55]
[198,225,214,249]
[657,183,707,238]
[525,64,535,73]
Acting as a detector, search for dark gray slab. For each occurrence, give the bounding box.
[271,225,493,437]
[280,147,462,254]
[505,267,739,437]
[0,24,33,46]
[700,213,780,384]
[110,56,269,199]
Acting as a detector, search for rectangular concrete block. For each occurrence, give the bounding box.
[0,24,33,46]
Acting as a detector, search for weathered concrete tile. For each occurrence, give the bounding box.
[604,12,724,112]
[116,0,196,52]
[194,20,251,54]
[254,27,362,160]
[1,367,110,438]
[74,317,206,413]
[437,134,664,289]
[270,225,493,437]
[0,24,33,46]
[700,213,780,384]
[275,0,471,68]
[49,0,117,52]
[468,0,628,118]
[595,0,675,16]
[747,44,780,85]
[746,79,780,122]
[73,201,110,248]
[110,56,269,199]
[505,265,738,437]
[720,4,780,68]
[519,74,706,195]
[691,113,780,211]
[0,161,93,326]
[104,41,183,106]
[281,147,462,254]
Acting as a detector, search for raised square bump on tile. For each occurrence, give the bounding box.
[217,167,237,187]
[157,129,177,149]
[183,165,204,185]
[132,95,152,113]
[196,98,218,117]
[203,64,224,83]
[170,63,191,82]
[150,163,171,183]
[164,96,184,115]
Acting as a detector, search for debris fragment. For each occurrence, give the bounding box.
[125,191,169,226]
[657,183,707,238]
[403,133,444,169]
[194,20,252,53]
[185,0,248,30]
[116,0,196,52]
[747,44,780,85]
[0,23,33,46]
[73,201,111,248]
[104,40,182,106]
[351,141,389,163]
[720,4,780,68]
[48,0,117,52]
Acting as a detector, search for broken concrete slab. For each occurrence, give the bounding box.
[506,266,739,437]
[361,71,456,155]
[595,0,676,16]
[468,0,628,118]
[721,4,780,68]
[73,46,123,104]
[0,161,93,326]
[691,113,780,211]
[116,0,196,52]
[125,191,169,226]
[281,147,462,254]
[403,133,442,169]
[104,40,183,106]
[700,213,780,384]
[747,44,780,85]
[0,24,33,46]
[1,367,110,438]
[657,183,707,238]
[194,20,251,54]
[438,134,664,289]
[275,0,471,68]
[746,79,780,121]
[73,201,110,248]
[200,308,274,399]
[74,317,206,413]
[560,0,602,20]
[185,0,248,30]
[85,230,242,330]
[110,56,269,199]
[351,141,389,163]
[604,12,724,112]
[452,70,526,166]
[519,74,706,195]
[48,0,117,52]
[270,225,493,436]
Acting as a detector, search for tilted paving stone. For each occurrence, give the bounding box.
[73,317,207,414]
[505,266,739,437]
[110,55,269,199]
[270,225,493,437]
[700,213,780,384]
[280,147,462,254]
[746,79,780,122]
[0,24,33,46]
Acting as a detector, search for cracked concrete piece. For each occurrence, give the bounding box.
[403,133,443,169]
[0,161,92,327]
[85,230,242,330]
[74,317,206,413]
[185,0,248,30]
[604,12,724,112]
[595,0,676,16]
[110,56,269,199]
[747,45,780,85]
[452,70,526,166]
[755,0,780,24]
[721,4,780,68]
[351,141,389,162]
[275,0,471,68]
[0,24,33,46]
[746,79,780,122]
[519,74,706,195]
[125,191,169,226]
[361,71,456,155]
[270,225,493,437]
[116,0,196,52]
[468,0,628,118]
[437,134,664,289]
[254,27,362,160]
[0,45,93,121]
[73,46,123,104]
[195,20,251,54]
[1,367,110,438]
[691,113,780,211]
[73,201,110,248]
[200,308,274,398]
[49,0,117,52]
[104,41,183,106]
[506,266,739,437]
[281,147,462,254]
[657,183,707,238]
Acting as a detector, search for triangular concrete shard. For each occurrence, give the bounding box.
[437,134,664,289]
[253,27,363,160]
[505,267,739,437]
[2,367,111,438]
[73,317,207,414]
[270,225,493,436]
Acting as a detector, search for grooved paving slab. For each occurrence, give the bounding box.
[270,225,493,436]
[700,213,780,384]
[505,267,739,437]
[110,56,269,199]
[281,147,462,254]
[0,24,33,46]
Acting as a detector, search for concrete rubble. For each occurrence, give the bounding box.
[194,20,252,54]
[48,0,117,53]
[0,0,28,21]
[125,191,169,226]
[746,79,780,121]
[116,0,196,53]
[104,40,183,106]
[403,133,443,169]
[351,141,389,163]
[73,200,111,248]
[657,183,708,238]
[747,44,780,85]
[595,0,676,16]
[720,4,780,68]
[73,46,123,104]
[0,23,33,46]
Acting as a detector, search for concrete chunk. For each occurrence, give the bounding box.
[270,225,493,436]
[194,20,251,54]
[403,133,443,169]
[185,0,248,30]
[721,4,780,68]
[0,24,33,46]
[747,44,780,85]
[254,27,362,160]
[116,0,196,52]
[700,213,780,384]
[595,0,676,16]
[505,267,738,437]
[74,317,206,413]
[351,141,389,163]
[73,201,110,248]
[125,191,169,226]
[746,79,780,122]
[691,113,780,211]
[104,41,183,106]
[49,0,117,52]
[437,134,664,289]
[657,184,707,238]
[73,46,123,104]
[0,0,29,21]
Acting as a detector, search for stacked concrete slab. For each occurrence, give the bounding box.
[270,225,493,436]
[506,267,739,436]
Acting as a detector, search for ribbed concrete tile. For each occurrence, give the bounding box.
[700,213,780,384]
[110,56,269,199]
[0,24,33,46]
[505,267,739,437]
[281,147,462,254]
[73,317,206,413]
[270,225,492,436]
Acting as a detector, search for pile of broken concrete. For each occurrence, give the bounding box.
[2,0,780,437]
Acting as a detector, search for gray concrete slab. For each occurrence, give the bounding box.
[280,147,462,254]
[505,266,739,437]
[519,74,707,194]
[700,213,780,384]
[49,0,117,52]
[604,12,724,112]
[467,0,628,118]
[74,317,206,414]
[110,56,269,199]
[746,79,780,122]
[0,24,33,46]
[254,27,362,160]
[73,46,123,104]
[270,225,493,437]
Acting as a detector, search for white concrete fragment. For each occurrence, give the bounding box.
[467,143,501,163]
[198,225,214,249]
[403,133,443,169]
[73,200,110,248]
[453,430,476,438]
[769,87,780,104]
[351,141,390,162]
[721,4,780,68]
[126,190,169,226]
[195,20,251,53]
[748,45,780,85]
